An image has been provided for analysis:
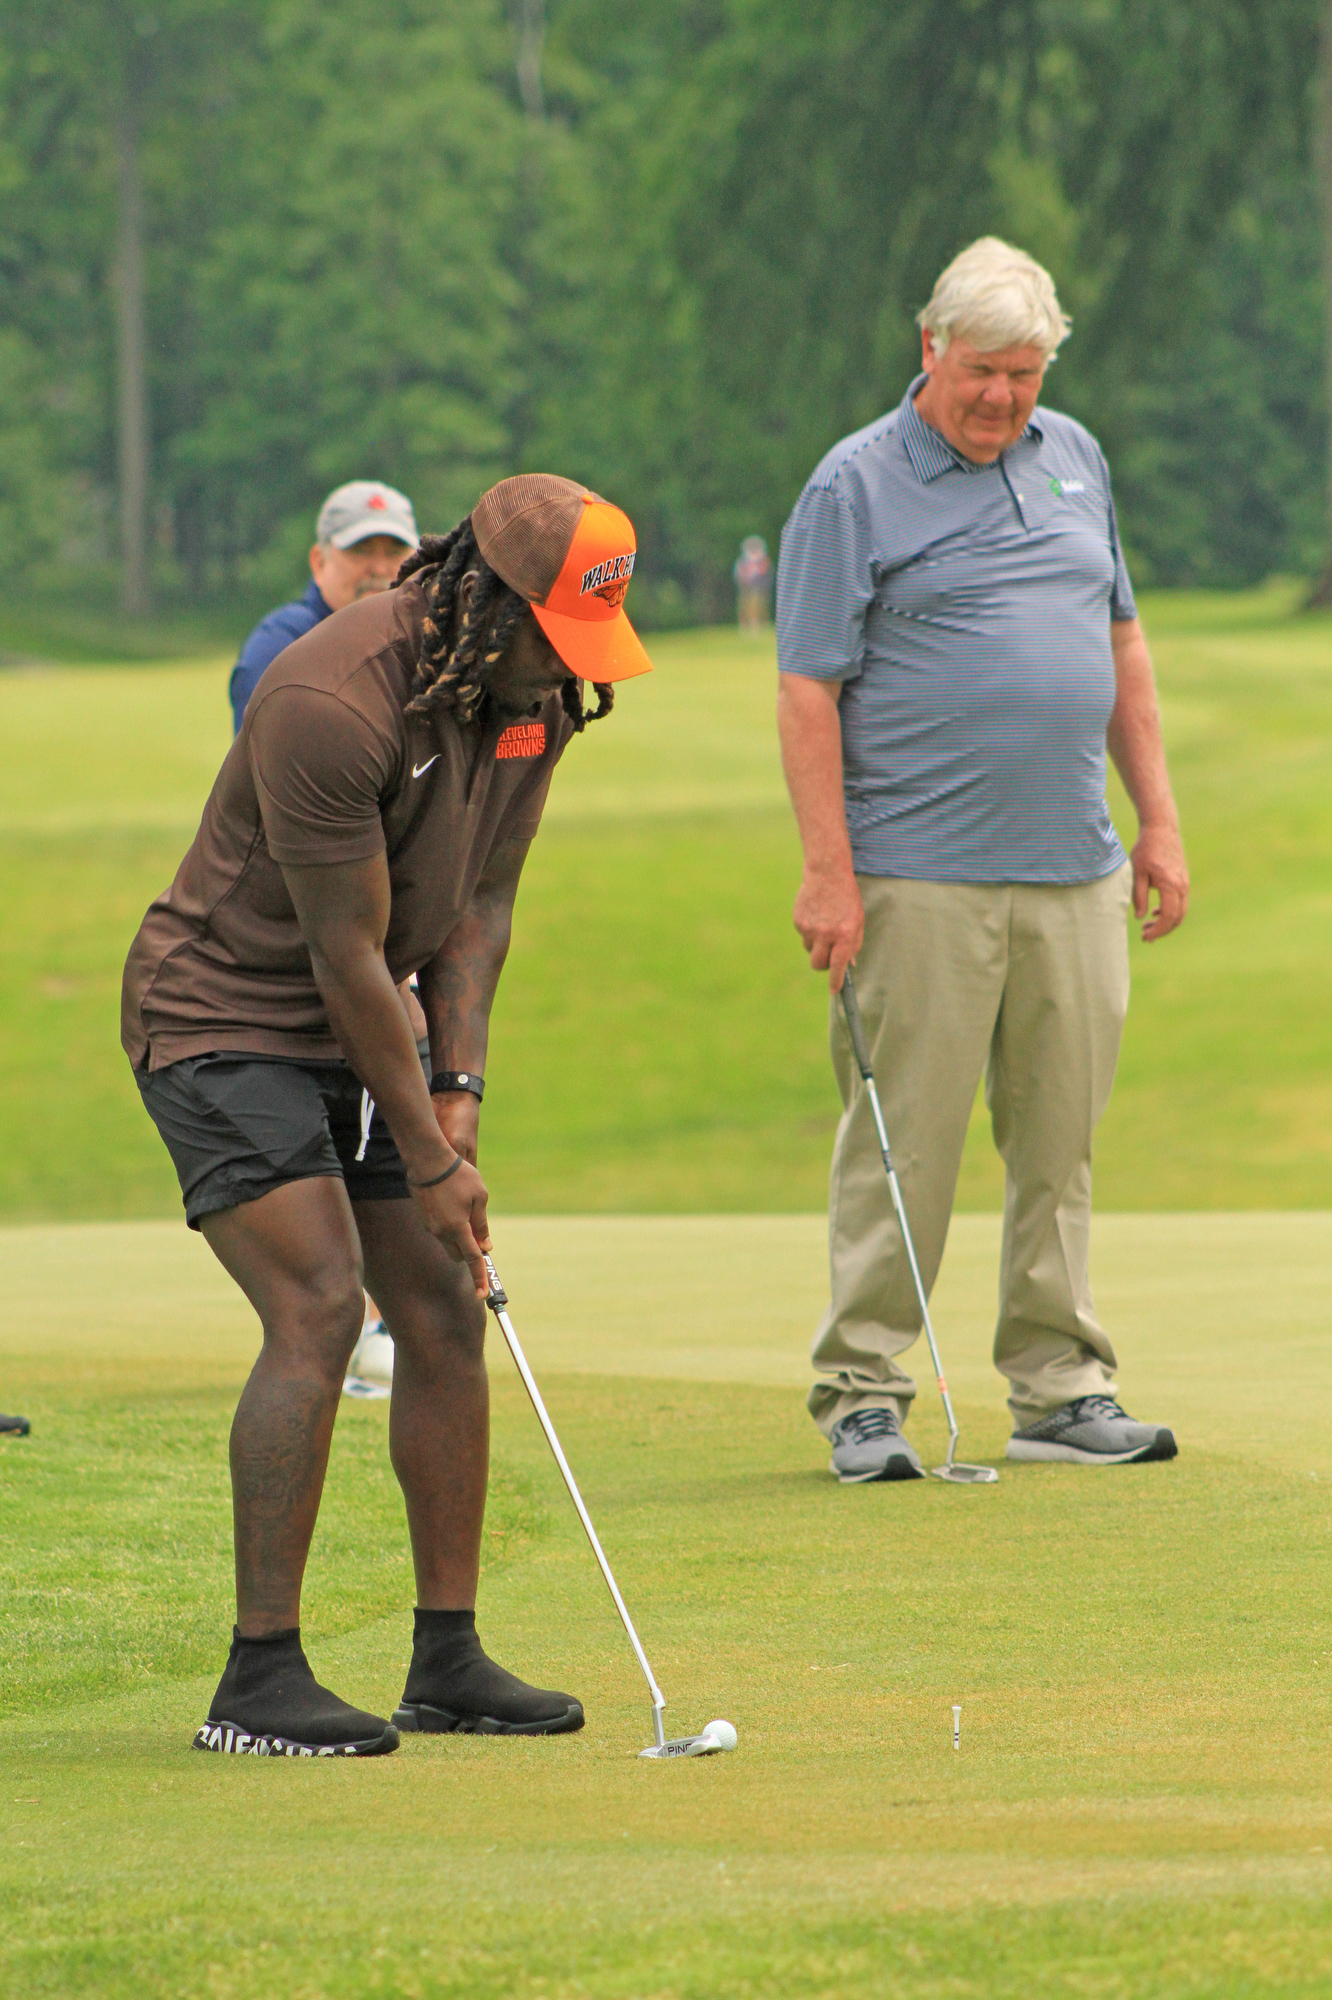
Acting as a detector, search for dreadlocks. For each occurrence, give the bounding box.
[562,676,614,733]
[397,519,614,732]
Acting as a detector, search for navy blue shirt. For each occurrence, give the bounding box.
[777,377,1134,885]
[229,579,332,734]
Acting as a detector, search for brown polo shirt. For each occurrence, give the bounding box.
[121,579,574,1070]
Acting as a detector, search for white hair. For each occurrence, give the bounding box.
[916,237,1071,360]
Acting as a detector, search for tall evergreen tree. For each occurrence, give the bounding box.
[174,0,525,591]
[0,1,263,609]
[540,0,1321,601]
[1311,0,1332,601]
[0,0,1325,615]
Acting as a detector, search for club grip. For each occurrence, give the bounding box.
[839,971,875,1081]
[482,1253,508,1310]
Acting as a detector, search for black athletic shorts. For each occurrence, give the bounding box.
[136,1053,421,1228]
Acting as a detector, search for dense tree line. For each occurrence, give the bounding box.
[0,0,1326,622]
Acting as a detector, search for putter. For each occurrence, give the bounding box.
[481,1253,733,1758]
[839,971,998,1485]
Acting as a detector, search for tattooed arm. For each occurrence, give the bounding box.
[415,829,534,1166]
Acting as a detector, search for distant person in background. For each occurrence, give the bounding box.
[229,480,419,733]
[230,479,423,1393]
[734,535,773,632]
[778,237,1187,1484]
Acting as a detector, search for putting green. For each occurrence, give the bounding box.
[4,1213,1332,1996]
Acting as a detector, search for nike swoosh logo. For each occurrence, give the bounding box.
[412,756,439,778]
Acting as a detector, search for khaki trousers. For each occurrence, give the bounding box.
[808,865,1132,1434]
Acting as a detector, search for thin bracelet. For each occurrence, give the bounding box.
[407,1155,465,1189]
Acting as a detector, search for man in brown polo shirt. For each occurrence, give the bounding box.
[123,474,652,1757]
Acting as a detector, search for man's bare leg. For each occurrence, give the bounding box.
[355,1197,583,1735]
[200,1176,366,1635]
[193,1175,398,1755]
[353,1197,489,1610]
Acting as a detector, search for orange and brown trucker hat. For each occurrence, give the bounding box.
[472,474,653,683]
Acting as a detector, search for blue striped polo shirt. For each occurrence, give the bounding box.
[776,377,1134,884]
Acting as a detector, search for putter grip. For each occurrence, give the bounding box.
[482,1254,508,1310]
[839,972,875,1081]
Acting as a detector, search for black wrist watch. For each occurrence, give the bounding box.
[430,1071,485,1102]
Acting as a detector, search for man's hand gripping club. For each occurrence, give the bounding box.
[282,853,492,1295]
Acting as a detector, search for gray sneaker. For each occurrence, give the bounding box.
[829,1407,924,1484]
[1006,1395,1177,1465]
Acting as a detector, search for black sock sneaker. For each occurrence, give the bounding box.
[195,1627,400,1758]
[393,1608,584,1737]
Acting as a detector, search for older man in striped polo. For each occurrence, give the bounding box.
[777,237,1187,1483]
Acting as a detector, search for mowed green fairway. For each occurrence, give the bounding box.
[4,1211,1332,1997]
[0,585,1330,1221]
[2,594,1331,1993]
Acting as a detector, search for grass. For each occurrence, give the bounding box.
[4,1209,1332,1996]
[3,585,1330,1994]
[1,588,1331,1220]
[0,587,241,667]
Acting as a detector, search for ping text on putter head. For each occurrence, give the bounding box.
[481,1252,732,1758]
[639,1724,731,1760]
[838,972,999,1486]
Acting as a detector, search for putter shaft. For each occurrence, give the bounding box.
[482,1253,667,1741]
[839,973,997,1484]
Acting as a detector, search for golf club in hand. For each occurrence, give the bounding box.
[838,971,998,1485]
[481,1254,738,1757]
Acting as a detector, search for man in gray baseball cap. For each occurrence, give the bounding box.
[229,480,418,733]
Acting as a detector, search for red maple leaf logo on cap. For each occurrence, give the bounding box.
[367,493,386,509]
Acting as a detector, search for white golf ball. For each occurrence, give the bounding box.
[702,1718,738,1752]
